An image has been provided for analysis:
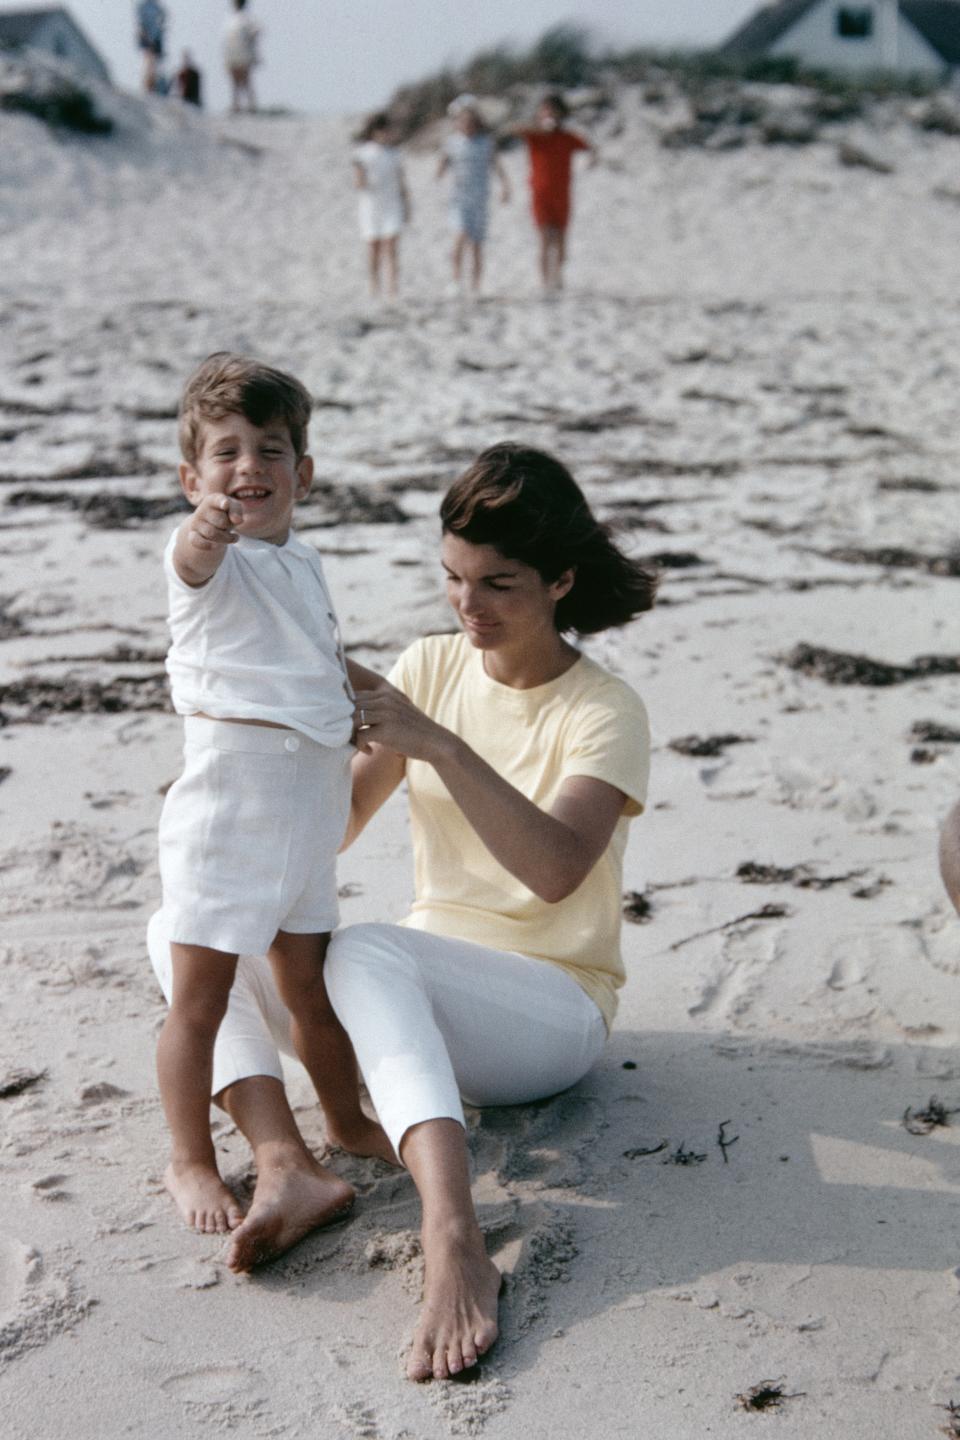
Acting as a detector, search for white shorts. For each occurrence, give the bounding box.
[146,912,607,1149]
[358,193,403,241]
[158,716,351,955]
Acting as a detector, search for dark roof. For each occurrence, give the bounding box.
[720,0,820,56]
[721,0,960,63]
[902,1,960,63]
[0,7,76,48]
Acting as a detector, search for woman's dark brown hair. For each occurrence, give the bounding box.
[440,443,657,634]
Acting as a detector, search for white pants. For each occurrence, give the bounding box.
[147,914,607,1154]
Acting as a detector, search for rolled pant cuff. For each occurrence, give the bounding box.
[371,1068,465,1157]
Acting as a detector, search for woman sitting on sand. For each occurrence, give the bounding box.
[149,441,655,1380]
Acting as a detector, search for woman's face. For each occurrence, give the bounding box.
[441,533,572,653]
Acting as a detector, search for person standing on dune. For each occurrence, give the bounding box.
[513,92,596,293]
[353,113,410,302]
[135,0,167,95]
[437,95,511,296]
[223,0,261,114]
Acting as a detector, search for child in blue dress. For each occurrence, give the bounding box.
[436,96,510,295]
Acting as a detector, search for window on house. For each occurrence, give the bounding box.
[836,6,874,38]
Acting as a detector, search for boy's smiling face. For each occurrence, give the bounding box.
[180,411,313,545]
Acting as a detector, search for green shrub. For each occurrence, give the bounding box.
[1,84,112,134]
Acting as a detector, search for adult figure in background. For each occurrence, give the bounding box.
[224,0,261,114]
[514,92,596,292]
[437,95,511,296]
[353,113,410,301]
[149,443,655,1380]
[136,0,167,95]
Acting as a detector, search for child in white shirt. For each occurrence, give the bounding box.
[156,352,393,1236]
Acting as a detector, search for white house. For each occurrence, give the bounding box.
[0,6,110,85]
[721,0,960,76]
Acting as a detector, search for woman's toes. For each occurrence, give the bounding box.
[407,1347,434,1382]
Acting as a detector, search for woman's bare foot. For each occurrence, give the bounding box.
[407,1220,501,1381]
[328,1114,400,1167]
[164,1159,244,1233]
[225,1143,354,1273]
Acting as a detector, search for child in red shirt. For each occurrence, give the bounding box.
[516,93,596,291]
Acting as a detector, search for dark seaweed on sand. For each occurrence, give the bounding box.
[622,890,654,923]
[0,596,26,640]
[670,733,754,757]
[940,1399,960,1437]
[662,1143,706,1166]
[911,720,960,744]
[783,643,960,686]
[642,550,706,569]
[0,672,169,723]
[736,1381,802,1412]
[0,1067,47,1098]
[823,544,960,577]
[736,861,862,890]
[6,489,188,527]
[902,1096,960,1136]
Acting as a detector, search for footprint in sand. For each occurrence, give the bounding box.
[0,1238,42,1329]
[0,1234,88,1363]
[473,1092,606,1189]
[160,1364,263,1405]
[330,1400,381,1438]
[0,823,149,918]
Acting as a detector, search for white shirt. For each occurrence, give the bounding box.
[223,14,259,67]
[164,529,354,747]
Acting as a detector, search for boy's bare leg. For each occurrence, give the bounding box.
[267,930,397,1166]
[219,1074,355,1272]
[452,233,466,286]
[368,239,381,297]
[939,799,960,914]
[538,226,551,288]
[384,236,399,300]
[401,1118,501,1381]
[470,240,483,292]
[156,943,245,1232]
[553,228,567,289]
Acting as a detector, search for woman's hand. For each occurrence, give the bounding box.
[355,682,627,902]
[353,684,453,765]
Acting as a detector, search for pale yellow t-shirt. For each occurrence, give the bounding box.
[389,632,650,1029]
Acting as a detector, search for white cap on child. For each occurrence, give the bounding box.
[448,93,478,116]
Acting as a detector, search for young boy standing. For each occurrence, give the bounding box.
[515,92,596,292]
[156,353,391,1235]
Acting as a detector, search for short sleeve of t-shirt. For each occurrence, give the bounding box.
[389,635,649,815]
[560,683,650,817]
[388,637,426,698]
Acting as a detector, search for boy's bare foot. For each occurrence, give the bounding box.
[328,1114,400,1168]
[164,1160,244,1233]
[407,1220,501,1381]
[225,1147,354,1273]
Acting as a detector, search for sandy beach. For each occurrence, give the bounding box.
[2,63,960,1438]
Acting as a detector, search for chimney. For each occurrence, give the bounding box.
[877,0,900,69]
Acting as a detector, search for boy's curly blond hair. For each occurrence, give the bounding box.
[179,352,312,464]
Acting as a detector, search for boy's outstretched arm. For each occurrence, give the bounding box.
[172,494,243,588]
